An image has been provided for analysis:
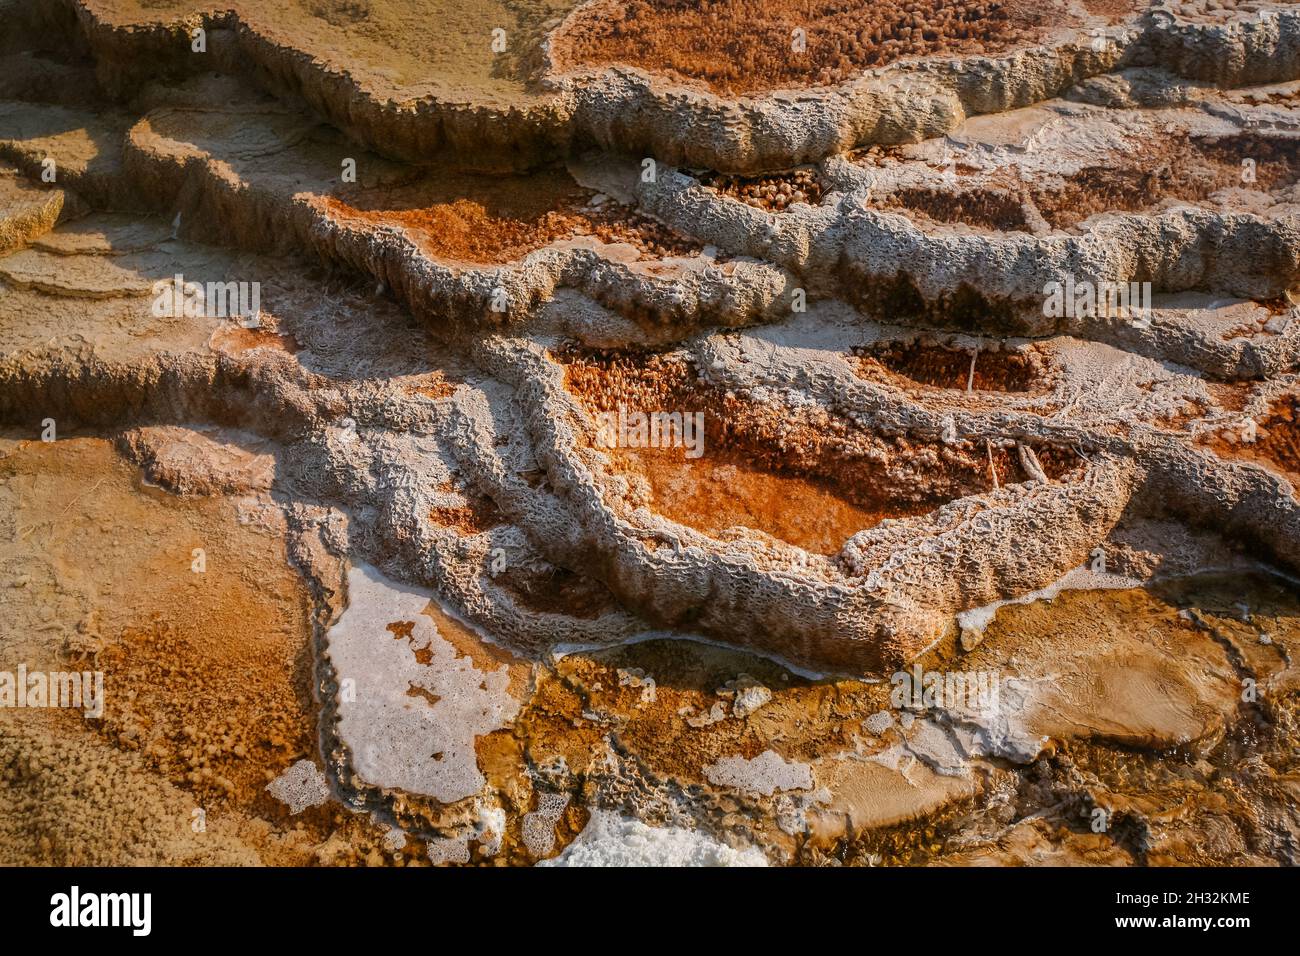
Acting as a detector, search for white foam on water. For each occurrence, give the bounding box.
[536,811,768,867]
[704,749,813,796]
[265,758,329,814]
[957,565,1142,636]
[325,563,519,803]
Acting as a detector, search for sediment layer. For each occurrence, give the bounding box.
[3,0,1299,867]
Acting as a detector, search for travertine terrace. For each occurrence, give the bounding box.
[2,0,1300,868]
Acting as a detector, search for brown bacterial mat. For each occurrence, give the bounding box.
[1032,133,1300,230]
[1208,394,1300,494]
[852,340,1051,393]
[561,347,1080,552]
[323,166,699,264]
[550,0,1074,96]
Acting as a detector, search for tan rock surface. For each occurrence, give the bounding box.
[2,0,1299,868]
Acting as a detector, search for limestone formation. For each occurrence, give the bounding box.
[2,0,1299,868]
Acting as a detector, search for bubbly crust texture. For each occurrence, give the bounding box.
[2,0,1300,867]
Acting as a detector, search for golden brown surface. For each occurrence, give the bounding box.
[83,0,581,97]
[323,167,699,264]
[552,0,1075,95]
[0,437,396,865]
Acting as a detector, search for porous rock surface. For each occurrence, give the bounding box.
[2,0,1299,866]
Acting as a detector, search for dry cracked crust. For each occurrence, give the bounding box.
[1,0,1299,867]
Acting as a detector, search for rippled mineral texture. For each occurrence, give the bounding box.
[2,0,1299,868]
